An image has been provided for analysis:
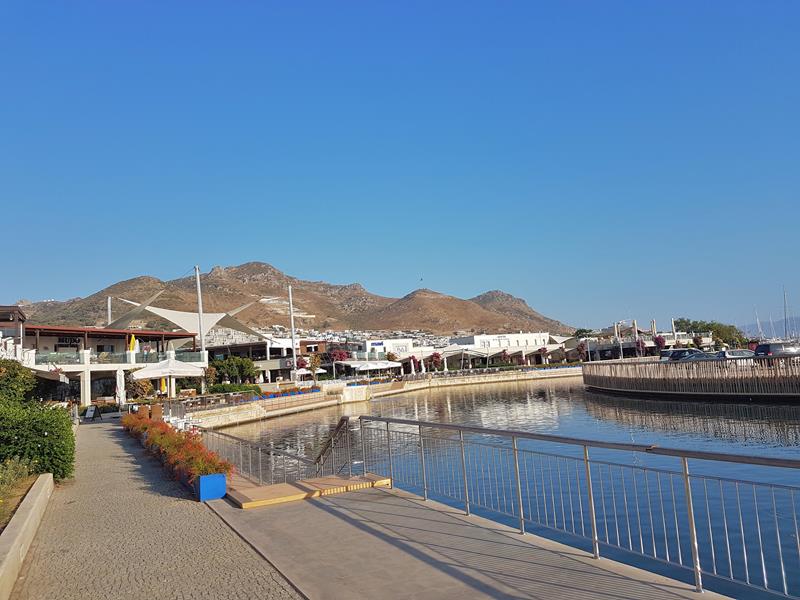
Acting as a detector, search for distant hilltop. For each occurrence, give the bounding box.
[19,262,573,335]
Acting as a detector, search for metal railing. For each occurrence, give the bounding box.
[358,416,800,598]
[200,420,354,485]
[201,428,317,484]
[583,355,800,397]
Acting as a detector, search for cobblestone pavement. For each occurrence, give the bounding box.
[11,420,302,600]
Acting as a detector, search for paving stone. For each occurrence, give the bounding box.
[11,420,302,600]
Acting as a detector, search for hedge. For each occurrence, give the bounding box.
[0,402,75,480]
[208,384,262,394]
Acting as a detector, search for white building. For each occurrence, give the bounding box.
[450,332,550,350]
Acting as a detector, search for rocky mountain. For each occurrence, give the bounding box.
[20,262,573,335]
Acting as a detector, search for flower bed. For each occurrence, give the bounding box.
[120,413,233,501]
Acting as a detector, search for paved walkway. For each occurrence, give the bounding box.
[11,420,302,600]
[211,487,729,600]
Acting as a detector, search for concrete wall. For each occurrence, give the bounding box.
[193,368,583,429]
[0,474,54,600]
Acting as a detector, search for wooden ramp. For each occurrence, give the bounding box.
[226,473,391,509]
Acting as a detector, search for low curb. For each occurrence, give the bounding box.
[0,473,54,600]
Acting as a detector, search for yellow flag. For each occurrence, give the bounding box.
[128,334,137,352]
[160,377,166,393]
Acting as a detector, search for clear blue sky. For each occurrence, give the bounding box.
[2,2,798,329]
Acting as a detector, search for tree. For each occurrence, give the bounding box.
[654,335,667,351]
[295,356,308,370]
[125,371,154,399]
[237,356,258,382]
[210,356,258,384]
[330,349,349,362]
[499,350,510,366]
[430,352,442,371]
[674,318,744,347]
[309,354,322,383]
[205,365,218,386]
[385,351,398,362]
[573,328,593,339]
[0,359,36,403]
[576,342,587,361]
[692,335,703,349]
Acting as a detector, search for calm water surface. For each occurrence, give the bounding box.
[228,378,800,485]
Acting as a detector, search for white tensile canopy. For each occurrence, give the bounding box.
[348,360,403,372]
[131,358,205,380]
[107,291,272,347]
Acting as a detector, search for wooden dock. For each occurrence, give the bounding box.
[582,356,800,398]
[226,473,392,509]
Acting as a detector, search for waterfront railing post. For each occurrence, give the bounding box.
[360,419,368,477]
[681,457,703,593]
[459,430,470,515]
[419,425,428,500]
[258,447,263,485]
[346,423,353,477]
[583,445,600,559]
[386,422,394,489]
[512,436,525,534]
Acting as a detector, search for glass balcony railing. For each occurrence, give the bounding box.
[34,352,82,365]
[91,352,128,364]
[175,351,206,363]
[135,352,166,363]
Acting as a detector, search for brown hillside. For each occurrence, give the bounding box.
[21,263,572,335]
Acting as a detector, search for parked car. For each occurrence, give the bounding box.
[715,349,755,359]
[660,348,705,362]
[753,342,800,357]
[679,352,717,361]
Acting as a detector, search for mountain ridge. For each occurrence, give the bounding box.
[19,262,573,335]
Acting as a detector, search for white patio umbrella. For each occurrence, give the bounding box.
[131,358,205,398]
[115,368,127,407]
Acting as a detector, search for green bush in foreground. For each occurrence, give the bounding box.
[0,402,75,480]
[208,383,262,394]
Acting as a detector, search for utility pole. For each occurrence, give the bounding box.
[194,265,205,353]
[289,285,298,382]
[107,296,112,326]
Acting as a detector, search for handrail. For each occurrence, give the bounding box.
[313,416,350,466]
[359,415,800,470]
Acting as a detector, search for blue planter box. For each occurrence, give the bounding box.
[192,473,227,502]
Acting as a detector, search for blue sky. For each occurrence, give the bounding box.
[1,2,798,329]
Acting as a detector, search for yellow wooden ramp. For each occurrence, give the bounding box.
[227,473,391,509]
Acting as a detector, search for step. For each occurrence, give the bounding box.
[226,473,392,509]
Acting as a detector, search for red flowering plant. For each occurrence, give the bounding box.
[120,413,233,483]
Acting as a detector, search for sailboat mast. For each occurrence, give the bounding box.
[755,307,764,341]
[784,286,789,340]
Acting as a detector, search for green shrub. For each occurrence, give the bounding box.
[208,383,262,394]
[0,402,75,480]
[0,359,36,403]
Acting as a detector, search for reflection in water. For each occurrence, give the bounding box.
[583,392,800,448]
[228,378,800,468]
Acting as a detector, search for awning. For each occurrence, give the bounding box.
[131,358,205,380]
[343,360,403,371]
[295,368,327,375]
